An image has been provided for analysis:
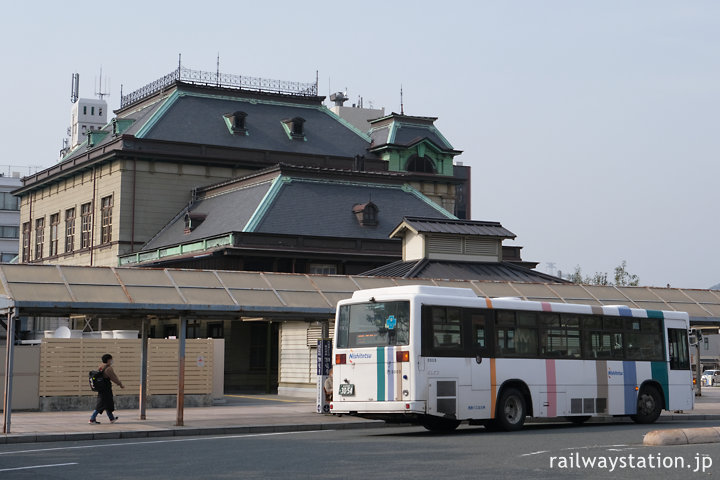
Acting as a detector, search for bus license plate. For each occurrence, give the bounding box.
[339,384,355,396]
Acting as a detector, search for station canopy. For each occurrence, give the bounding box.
[0,264,718,323]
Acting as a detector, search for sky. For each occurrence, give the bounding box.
[1,1,718,289]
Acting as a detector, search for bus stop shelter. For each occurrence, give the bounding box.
[3,264,720,433]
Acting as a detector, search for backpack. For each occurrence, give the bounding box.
[89,368,107,392]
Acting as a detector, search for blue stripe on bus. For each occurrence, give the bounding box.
[377,347,385,401]
[617,306,632,317]
[623,361,638,414]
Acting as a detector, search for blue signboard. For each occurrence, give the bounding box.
[317,339,332,376]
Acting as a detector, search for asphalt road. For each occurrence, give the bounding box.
[0,420,718,479]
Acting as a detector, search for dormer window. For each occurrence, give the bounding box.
[223,111,248,135]
[184,212,207,233]
[282,117,306,140]
[406,155,436,173]
[352,202,378,226]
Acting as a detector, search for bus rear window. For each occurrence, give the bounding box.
[336,301,410,348]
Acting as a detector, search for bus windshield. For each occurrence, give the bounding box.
[337,301,410,348]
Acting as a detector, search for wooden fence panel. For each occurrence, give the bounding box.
[39,339,213,397]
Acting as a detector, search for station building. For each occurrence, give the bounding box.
[12,65,557,395]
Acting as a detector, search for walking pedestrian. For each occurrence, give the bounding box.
[89,353,124,424]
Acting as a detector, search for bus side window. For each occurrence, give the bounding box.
[471,314,486,349]
[669,328,690,370]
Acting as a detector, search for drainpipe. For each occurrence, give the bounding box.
[90,167,97,266]
[131,158,137,253]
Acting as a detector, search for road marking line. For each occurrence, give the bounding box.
[0,430,328,456]
[0,462,78,472]
[562,444,627,450]
[520,451,548,457]
[224,395,303,403]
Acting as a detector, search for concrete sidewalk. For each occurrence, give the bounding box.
[2,394,720,445]
[0,395,385,445]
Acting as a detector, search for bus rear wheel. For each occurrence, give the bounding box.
[421,416,461,433]
[494,388,526,431]
[630,385,662,424]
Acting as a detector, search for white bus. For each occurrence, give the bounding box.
[330,286,694,432]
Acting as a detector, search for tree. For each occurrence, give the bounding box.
[614,260,640,286]
[565,260,638,286]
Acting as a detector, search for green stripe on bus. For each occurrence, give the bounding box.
[651,361,669,408]
[377,347,385,401]
[646,310,664,319]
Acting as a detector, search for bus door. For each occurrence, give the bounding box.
[665,320,694,411]
[469,309,494,415]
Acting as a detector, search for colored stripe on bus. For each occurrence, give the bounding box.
[617,306,632,317]
[595,360,608,413]
[541,302,552,312]
[646,310,664,319]
[623,361,637,414]
[377,347,385,401]
[651,361,669,408]
[490,358,496,418]
[485,298,493,309]
[545,359,556,417]
[385,347,394,401]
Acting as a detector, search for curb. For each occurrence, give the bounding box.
[644,426,720,446]
[0,420,388,446]
[2,414,718,446]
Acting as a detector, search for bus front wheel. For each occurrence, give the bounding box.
[630,385,662,424]
[421,416,460,433]
[494,388,526,431]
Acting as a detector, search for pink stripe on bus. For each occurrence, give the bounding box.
[541,302,552,312]
[546,359,556,417]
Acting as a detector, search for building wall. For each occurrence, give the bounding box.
[330,105,385,132]
[0,176,21,262]
[18,159,248,266]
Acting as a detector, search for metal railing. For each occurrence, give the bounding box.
[121,66,318,108]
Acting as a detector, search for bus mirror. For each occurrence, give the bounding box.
[475,355,482,364]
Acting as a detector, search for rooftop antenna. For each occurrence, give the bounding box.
[216,52,220,86]
[400,84,404,115]
[95,67,110,100]
[70,73,79,103]
[177,53,182,79]
[315,70,319,94]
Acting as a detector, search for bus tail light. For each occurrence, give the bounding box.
[396,350,409,362]
[335,353,346,365]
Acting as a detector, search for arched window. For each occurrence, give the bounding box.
[406,155,436,173]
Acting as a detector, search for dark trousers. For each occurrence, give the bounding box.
[94,387,115,415]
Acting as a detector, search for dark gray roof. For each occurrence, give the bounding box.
[395,217,516,238]
[369,126,391,148]
[143,181,272,250]
[363,260,568,283]
[253,179,452,239]
[141,92,371,158]
[393,125,453,151]
[140,172,455,251]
